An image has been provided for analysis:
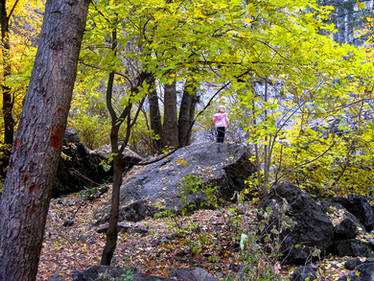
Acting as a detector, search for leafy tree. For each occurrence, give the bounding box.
[317,0,374,45]
[0,0,42,179]
[77,2,153,264]
[210,0,374,195]
[0,0,89,280]
[72,0,373,266]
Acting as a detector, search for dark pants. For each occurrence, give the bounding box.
[216,127,225,143]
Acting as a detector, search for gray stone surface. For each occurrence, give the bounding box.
[95,142,255,223]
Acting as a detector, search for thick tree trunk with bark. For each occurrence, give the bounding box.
[147,74,163,153]
[162,81,179,147]
[0,1,89,280]
[178,80,198,147]
[0,0,15,179]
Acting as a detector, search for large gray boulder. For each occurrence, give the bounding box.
[94,142,255,223]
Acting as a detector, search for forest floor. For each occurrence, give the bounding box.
[37,183,371,281]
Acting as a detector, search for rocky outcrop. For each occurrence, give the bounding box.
[71,265,219,281]
[334,194,374,232]
[53,129,111,197]
[170,267,220,281]
[338,260,374,281]
[258,184,374,264]
[71,265,174,281]
[94,142,255,224]
[335,217,362,239]
[334,239,373,258]
[258,183,335,264]
[290,264,317,281]
[54,130,144,197]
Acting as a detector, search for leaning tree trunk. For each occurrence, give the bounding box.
[0,0,15,179]
[162,81,179,147]
[178,79,198,147]
[100,28,123,266]
[100,121,122,265]
[0,1,89,280]
[147,74,163,154]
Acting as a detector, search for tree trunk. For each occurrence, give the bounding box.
[0,1,89,280]
[162,81,179,147]
[147,74,162,153]
[178,80,198,147]
[100,122,122,265]
[101,28,122,266]
[0,0,15,179]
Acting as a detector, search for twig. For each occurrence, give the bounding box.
[273,140,336,186]
[70,168,101,186]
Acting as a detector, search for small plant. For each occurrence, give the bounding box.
[226,193,296,281]
[153,209,172,219]
[177,173,220,215]
[98,268,133,281]
[80,185,99,201]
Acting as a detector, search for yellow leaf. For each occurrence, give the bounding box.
[243,18,252,25]
[357,0,365,9]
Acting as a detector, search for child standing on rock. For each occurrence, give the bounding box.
[213,105,230,143]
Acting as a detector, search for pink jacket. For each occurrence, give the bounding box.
[213,113,230,128]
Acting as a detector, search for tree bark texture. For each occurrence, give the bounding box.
[147,74,162,153]
[0,1,89,280]
[0,0,15,178]
[178,80,198,147]
[162,82,179,147]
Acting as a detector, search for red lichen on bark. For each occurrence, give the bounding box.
[14,138,20,150]
[50,125,63,149]
[23,174,29,184]
[18,117,24,130]
[29,184,36,195]
[29,162,37,172]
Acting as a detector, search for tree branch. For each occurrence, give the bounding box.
[273,140,336,187]
[8,0,20,19]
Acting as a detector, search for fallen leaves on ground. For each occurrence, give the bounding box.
[37,185,370,281]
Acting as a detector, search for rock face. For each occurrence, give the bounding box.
[95,142,255,223]
[335,194,374,232]
[290,264,317,281]
[71,265,220,281]
[171,267,220,281]
[72,265,174,281]
[337,261,374,281]
[335,217,361,240]
[53,129,111,197]
[334,239,372,258]
[258,183,335,264]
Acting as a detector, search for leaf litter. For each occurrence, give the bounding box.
[37,183,370,281]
